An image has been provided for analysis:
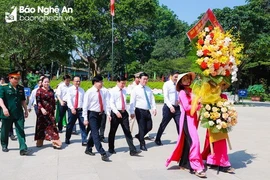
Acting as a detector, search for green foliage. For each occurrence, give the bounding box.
[247,84,265,96]
[0,0,75,82]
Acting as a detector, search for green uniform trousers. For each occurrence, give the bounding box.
[1,117,27,151]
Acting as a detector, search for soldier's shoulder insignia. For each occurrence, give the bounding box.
[18,84,24,88]
[1,83,8,86]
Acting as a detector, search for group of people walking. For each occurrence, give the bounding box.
[0,70,234,178]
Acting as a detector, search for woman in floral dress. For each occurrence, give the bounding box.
[35,77,62,149]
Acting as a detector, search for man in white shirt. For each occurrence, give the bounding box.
[129,72,157,151]
[65,76,87,146]
[155,71,180,146]
[99,86,110,143]
[27,80,42,115]
[83,75,110,162]
[56,74,72,133]
[108,76,141,156]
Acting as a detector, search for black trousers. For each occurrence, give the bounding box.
[156,104,180,141]
[86,111,106,155]
[58,103,68,131]
[179,115,192,170]
[99,113,107,139]
[135,108,152,146]
[108,110,136,151]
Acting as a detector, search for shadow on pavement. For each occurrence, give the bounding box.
[229,150,256,169]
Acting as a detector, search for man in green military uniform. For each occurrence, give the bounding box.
[0,71,30,155]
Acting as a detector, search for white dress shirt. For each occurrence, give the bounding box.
[129,84,156,114]
[163,80,179,108]
[56,82,72,102]
[67,85,85,109]
[82,86,110,120]
[109,86,127,114]
[27,87,39,109]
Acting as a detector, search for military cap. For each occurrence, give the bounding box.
[8,70,21,78]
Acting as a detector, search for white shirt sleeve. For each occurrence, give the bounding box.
[163,82,172,108]
[27,89,35,109]
[67,87,73,109]
[129,88,136,114]
[82,90,90,120]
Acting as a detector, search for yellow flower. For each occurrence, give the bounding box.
[203,112,210,118]
[221,122,227,128]
[217,101,223,107]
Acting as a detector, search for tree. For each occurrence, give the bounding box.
[0,0,75,84]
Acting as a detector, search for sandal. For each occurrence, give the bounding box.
[222,167,235,173]
[195,171,207,178]
[52,141,62,149]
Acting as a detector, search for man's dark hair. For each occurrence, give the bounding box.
[63,74,71,80]
[116,76,127,82]
[92,75,103,85]
[139,72,148,79]
[171,70,180,76]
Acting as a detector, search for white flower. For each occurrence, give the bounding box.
[224,37,231,46]
[205,27,210,32]
[216,119,222,124]
[216,124,222,130]
[221,107,227,113]
[205,104,211,111]
[208,121,215,126]
[212,107,218,112]
[222,113,229,119]
[196,50,203,57]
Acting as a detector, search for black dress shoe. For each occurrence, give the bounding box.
[108,149,116,154]
[155,140,163,146]
[101,154,110,162]
[20,149,30,156]
[2,147,9,152]
[140,145,148,151]
[82,142,87,146]
[65,139,70,144]
[10,135,17,141]
[130,150,142,156]
[85,149,95,156]
[144,136,154,141]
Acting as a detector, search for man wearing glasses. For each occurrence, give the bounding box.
[65,76,87,146]
[0,71,30,155]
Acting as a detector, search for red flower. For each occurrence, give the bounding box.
[225,70,230,76]
[208,26,213,30]
[214,63,220,70]
[219,45,223,50]
[203,49,210,56]
[198,39,204,45]
[200,61,208,69]
[210,40,216,44]
[210,32,214,38]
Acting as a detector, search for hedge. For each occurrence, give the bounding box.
[50,79,165,103]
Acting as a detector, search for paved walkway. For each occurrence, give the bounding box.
[1,101,270,180]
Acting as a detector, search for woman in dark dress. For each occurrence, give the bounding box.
[35,77,62,149]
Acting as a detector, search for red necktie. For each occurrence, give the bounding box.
[98,90,104,112]
[74,87,79,109]
[120,89,125,110]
